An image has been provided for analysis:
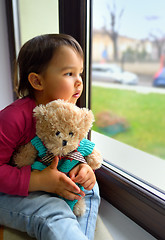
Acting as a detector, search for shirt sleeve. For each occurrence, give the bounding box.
[77,138,95,157]
[0,106,31,196]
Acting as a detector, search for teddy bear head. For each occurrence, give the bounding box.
[33,99,94,156]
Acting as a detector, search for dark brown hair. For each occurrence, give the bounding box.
[14,34,83,97]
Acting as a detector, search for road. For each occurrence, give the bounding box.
[92,75,165,94]
[138,75,153,87]
[92,74,152,87]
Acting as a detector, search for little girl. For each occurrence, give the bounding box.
[0,34,100,240]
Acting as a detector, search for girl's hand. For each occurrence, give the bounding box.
[29,156,85,201]
[69,163,96,190]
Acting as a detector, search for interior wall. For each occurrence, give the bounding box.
[0,0,13,110]
[19,0,59,45]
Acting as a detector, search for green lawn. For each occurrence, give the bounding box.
[92,86,165,160]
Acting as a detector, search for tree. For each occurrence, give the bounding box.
[146,16,165,60]
[103,0,124,61]
[149,31,165,60]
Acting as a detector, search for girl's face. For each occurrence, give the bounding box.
[38,46,83,105]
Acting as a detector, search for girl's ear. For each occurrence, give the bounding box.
[28,72,44,91]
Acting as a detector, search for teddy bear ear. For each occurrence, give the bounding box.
[33,104,48,119]
[79,108,95,139]
[33,100,62,120]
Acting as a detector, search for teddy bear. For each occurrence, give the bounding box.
[13,99,102,216]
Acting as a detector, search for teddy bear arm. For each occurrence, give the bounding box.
[13,142,38,168]
[85,147,103,170]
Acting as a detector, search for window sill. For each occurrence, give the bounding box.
[92,131,165,195]
[96,164,165,239]
[92,131,165,239]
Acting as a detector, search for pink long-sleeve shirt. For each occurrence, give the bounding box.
[0,97,36,196]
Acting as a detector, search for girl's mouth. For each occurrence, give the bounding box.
[73,90,81,98]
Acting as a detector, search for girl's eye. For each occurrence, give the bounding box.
[65,72,72,76]
[69,132,74,137]
[56,131,60,136]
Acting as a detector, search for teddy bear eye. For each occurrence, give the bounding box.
[69,132,74,137]
[56,131,60,136]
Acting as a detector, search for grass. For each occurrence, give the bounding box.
[91,86,165,160]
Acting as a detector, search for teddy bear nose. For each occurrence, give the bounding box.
[62,140,67,146]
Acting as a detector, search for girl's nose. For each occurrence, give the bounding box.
[75,75,83,86]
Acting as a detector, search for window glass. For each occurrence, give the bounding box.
[92,0,165,160]
[91,0,165,193]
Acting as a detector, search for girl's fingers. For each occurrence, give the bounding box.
[48,158,86,198]
[60,177,85,200]
[50,156,59,169]
[63,191,82,201]
[83,181,95,190]
[63,188,85,201]
[78,189,85,197]
[71,168,87,182]
[61,174,84,195]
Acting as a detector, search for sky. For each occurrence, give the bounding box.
[93,0,165,40]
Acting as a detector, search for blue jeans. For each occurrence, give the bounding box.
[0,182,100,240]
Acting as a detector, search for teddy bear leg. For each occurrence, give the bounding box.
[73,198,86,217]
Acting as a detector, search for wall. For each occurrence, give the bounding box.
[0,0,13,110]
[0,0,59,110]
[19,0,59,45]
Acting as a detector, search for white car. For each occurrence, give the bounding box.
[92,63,138,85]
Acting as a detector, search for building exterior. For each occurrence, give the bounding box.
[92,30,159,63]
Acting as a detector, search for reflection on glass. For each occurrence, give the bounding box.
[92,0,165,159]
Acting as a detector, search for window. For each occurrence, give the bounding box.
[92,0,165,193]
[91,1,165,238]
